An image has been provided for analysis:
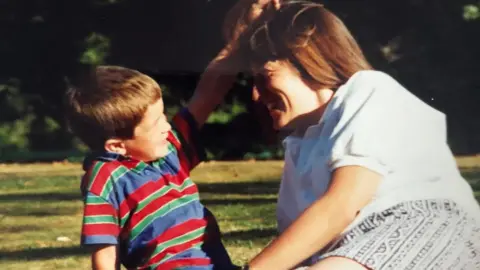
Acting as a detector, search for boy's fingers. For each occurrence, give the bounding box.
[272,0,281,10]
[257,0,281,10]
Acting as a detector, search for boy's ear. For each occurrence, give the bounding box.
[104,138,127,155]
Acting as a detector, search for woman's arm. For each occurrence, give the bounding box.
[247,165,382,270]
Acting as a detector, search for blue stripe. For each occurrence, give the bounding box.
[82,235,118,245]
[156,150,182,175]
[104,152,183,208]
[128,200,205,254]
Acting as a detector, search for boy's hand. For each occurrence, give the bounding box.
[187,0,282,128]
[186,47,241,128]
[223,0,281,43]
[91,244,119,270]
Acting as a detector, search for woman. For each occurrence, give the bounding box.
[224,1,480,269]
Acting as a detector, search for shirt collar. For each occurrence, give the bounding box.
[82,151,126,171]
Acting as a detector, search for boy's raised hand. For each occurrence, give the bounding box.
[223,0,281,43]
[187,0,282,129]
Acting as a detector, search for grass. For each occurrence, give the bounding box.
[0,157,479,269]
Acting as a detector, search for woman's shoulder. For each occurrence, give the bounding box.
[343,70,400,92]
[335,70,404,106]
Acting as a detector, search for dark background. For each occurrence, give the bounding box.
[0,0,479,162]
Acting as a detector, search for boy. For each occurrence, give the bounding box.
[65,49,241,269]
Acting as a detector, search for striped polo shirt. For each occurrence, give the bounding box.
[80,108,233,269]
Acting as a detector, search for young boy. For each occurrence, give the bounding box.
[65,49,241,269]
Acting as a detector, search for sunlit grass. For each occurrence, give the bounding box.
[0,157,478,269]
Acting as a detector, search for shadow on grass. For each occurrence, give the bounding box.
[0,192,81,202]
[1,224,43,233]
[0,246,88,261]
[202,198,277,206]
[223,228,277,240]
[2,206,81,217]
[197,181,279,196]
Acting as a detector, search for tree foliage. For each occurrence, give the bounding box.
[0,0,479,160]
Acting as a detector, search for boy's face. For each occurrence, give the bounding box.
[123,98,172,161]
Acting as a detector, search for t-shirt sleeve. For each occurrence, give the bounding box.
[168,107,206,171]
[81,192,120,245]
[328,71,430,176]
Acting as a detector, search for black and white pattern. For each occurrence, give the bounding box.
[317,199,480,270]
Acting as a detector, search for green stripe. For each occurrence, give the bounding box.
[137,178,195,211]
[130,193,200,241]
[100,166,129,198]
[119,177,196,226]
[131,161,148,174]
[150,226,206,263]
[84,215,117,224]
[87,162,105,190]
[85,195,108,205]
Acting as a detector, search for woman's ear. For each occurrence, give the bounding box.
[104,138,127,155]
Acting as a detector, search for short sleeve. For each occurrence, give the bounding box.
[168,107,206,171]
[328,71,433,176]
[81,192,120,245]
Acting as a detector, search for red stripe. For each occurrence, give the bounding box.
[84,204,117,217]
[147,233,206,266]
[148,219,207,247]
[172,114,193,147]
[162,172,197,189]
[82,223,120,236]
[127,186,199,231]
[179,151,193,175]
[118,181,166,219]
[121,159,143,170]
[90,162,122,195]
[171,114,201,170]
[168,131,193,172]
[167,131,181,150]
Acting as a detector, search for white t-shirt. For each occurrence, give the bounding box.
[277,70,480,236]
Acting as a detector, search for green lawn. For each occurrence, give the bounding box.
[0,157,479,270]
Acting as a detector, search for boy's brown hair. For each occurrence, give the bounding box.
[244,1,372,91]
[65,66,162,150]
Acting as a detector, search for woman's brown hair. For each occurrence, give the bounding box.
[245,0,372,91]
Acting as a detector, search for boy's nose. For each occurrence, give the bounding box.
[163,122,172,133]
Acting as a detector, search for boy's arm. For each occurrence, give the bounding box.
[81,190,121,270]
[187,0,282,128]
[91,245,119,270]
[186,46,243,129]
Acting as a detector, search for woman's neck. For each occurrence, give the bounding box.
[292,89,334,137]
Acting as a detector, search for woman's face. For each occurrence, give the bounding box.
[252,60,333,131]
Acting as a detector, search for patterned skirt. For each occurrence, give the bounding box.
[316,199,480,270]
